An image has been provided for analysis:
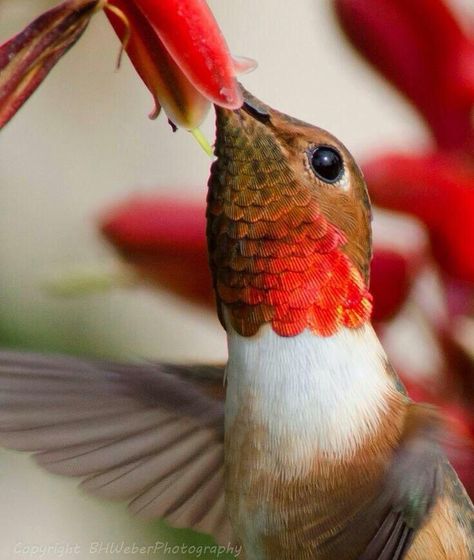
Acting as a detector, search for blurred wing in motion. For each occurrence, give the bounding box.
[0,351,232,544]
[359,404,473,560]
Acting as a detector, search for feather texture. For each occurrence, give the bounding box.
[0,351,233,544]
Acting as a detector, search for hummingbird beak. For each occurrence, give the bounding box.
[213,86,273,135]
[241,90,271,123]
[211,87,283,175]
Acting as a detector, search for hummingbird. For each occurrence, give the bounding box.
[0,89,472,560]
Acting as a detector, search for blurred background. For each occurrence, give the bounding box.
[0,0,473,558]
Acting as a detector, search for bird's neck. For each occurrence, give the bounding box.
[225,321,405,474]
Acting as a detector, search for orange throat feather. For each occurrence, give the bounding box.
[207,101,373,338]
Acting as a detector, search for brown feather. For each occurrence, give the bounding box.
[0,351,234,546]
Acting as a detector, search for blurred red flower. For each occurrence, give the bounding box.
[101,197,212,305]
[334,0,474,153]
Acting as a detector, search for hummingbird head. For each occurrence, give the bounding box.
[207,89,373,337]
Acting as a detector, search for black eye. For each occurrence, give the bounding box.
[310,146,344,183]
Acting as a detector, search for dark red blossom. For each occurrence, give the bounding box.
[334,0,474,152]
[365,152,474,284]
[100,196,213,305]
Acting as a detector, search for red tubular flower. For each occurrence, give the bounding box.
[100,196,214,306]
[334,0,474,153]
[370,250,413,323]
[364,153,474,284]
[105,0,210,128]
[1,0,252,136]
[131,0,246,109]
[105,0,254,133]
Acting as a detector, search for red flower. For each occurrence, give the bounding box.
[129,0,249,110]
[0,0,253,137]
[105,0,254,134]
[100,196,213,306]
[365,153,474,285]
[335,0,474,292]
[334,0,474,153]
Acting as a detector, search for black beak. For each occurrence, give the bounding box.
[242,99,270,123]
[239,86,271,123]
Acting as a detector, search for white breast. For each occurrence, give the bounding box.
[225,322,395,477]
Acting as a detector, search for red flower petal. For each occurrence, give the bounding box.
[100,196,213,305]
[334,0,474,152]
[106,0,210,128]
[0,0,100,129]
[365,153,474,283]
[133,0,243,109]
[370,249,411,323]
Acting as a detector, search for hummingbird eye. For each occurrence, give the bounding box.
[309,146,344,183]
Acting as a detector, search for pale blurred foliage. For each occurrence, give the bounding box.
[0,0,455,558]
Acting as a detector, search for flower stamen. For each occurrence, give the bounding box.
[103,2,131,70]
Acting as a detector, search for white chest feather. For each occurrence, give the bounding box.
[225,323,394,472]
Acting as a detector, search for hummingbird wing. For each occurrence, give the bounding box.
[358,403,452,560]
[0,350,232,544]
